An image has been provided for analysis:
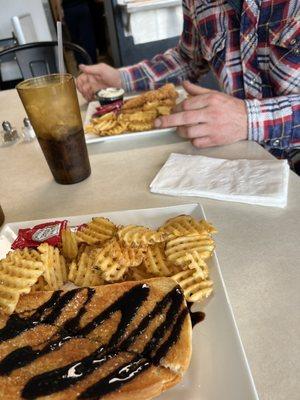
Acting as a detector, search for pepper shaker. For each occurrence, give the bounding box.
[0,121,20,146]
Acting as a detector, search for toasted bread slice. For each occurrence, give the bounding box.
[0,278,192,399]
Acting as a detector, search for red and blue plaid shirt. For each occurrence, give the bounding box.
[120,0,300,150]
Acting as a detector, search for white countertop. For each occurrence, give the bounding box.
[0,89,299,400]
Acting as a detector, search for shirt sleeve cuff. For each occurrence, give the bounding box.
[119,68,136,93]
[119,66,152,92]
[245,99,264,143]
[245,97,294,150]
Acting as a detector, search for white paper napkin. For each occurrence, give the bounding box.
[150,153,289,208]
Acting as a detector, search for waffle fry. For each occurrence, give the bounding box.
[165,233,215,263]
[85,124,97,134]
[97,237,145,268]
[171,269,213,302]
[118,225,165,247]
[92,112,116,123]
[5,247,41,262]
[0,255,44,314]
[0,213,216,314]
[104,122,128,136]
[76,217,116,245]
[159,215,214,239]
[198,220,218,234]
[143,243,174,276]
[89,112,118,135]
[0,288,19,316]
[94,240,128,282]
[94,119,117,134]
[38,243,68,290]
[112,241,146,267]
[179,251,210,280]
[61,228,78,261]
[68,246,104,287]
[122,246,146,267]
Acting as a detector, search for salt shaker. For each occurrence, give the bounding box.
[22,117,36,142]
[0,121,20,146]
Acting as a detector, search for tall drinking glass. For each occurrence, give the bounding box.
[17,74,91,184]
[0,205,4,227]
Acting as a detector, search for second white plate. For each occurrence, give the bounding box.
[84,89,185,144]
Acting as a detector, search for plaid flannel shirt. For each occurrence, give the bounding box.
[120,0,300,150]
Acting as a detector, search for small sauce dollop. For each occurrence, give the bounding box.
[96,88,124,99]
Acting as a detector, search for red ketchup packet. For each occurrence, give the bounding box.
[92,99,123,118]
[11,220,68,250]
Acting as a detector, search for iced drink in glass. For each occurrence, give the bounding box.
[17,74,91,184]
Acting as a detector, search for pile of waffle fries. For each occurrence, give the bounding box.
[0,214,217,314]
[85,83,178,136]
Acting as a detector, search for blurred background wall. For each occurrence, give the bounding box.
[0,0,55,42]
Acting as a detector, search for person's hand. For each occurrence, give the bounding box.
[76,63,122,101]
[154,81,248,148]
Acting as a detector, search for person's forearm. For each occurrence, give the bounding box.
[245,95,300,149]
[119,0,208,92]
[119,48,208,92]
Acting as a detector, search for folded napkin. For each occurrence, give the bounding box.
[150,153,289,208]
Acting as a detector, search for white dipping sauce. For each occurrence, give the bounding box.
[97,88,124,98]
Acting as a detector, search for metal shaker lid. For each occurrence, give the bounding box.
[2,121,12,132]
[23,117,31,127]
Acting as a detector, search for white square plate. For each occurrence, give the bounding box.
[83,89,185,144]
[0,204,259,400]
